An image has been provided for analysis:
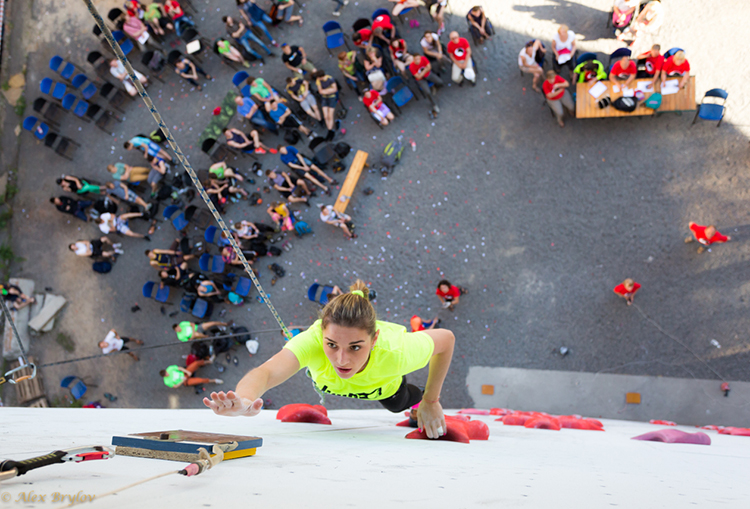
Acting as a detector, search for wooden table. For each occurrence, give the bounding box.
[576,76,695,119]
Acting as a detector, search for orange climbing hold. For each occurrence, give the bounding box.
[558,416,604,431]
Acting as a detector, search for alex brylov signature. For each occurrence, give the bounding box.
[1,491,95,504]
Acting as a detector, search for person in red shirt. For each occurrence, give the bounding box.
[372,14,395,46]
[436,279,465,311]
[352,27,372,48]
[409,55,443,113]
[543,70,574,127]
[610,56,636,87]
[636,44,664,86]
[685,222,731,253]
[164,0,194,36]
[613,278,641,306]
[410,314,439,332]
[389,38,412,73]
[363,89,394,126]
[446,31,476,84]
[660,51,690,90]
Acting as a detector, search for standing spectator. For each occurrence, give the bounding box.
[275,0,303,26]
[612,0,638,32]
[96,211,154,240]
[446,31,476,85]
[99,329,144,361]
[543,70,574,128]
[161,363,223,388]
[636,44,663,85]
[223,15,273,63]
[174,57,212,90]
[125,135,172,162]
[436,280,465,311]
[660,51,690,90]
[0,283,35,310]
[613,279,640,306]
[173,320,228,342]
[408,55,443,113]
[518,39,545,92]
[104,182,152,210]
[617,0,664,46]
[277,145,336,193]
[551,24,576,81]
[109,58,148,97]
[331,0,349,17]
[363,89,395,127]
[236,0,278,46]
[265,98,314,138]
[311,71,340,141]
[215,38,252,68]
[50,196,91,222]
[318,204,356,239]
[286,76,322,123]
[69,237,119,259]
[421,31,450,74]
[609,56,636,87]
[467,6,494,44]
[685,222,731,254]
[107,163,151,183]
[281,43,316,74]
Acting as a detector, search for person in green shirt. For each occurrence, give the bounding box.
[247,76,279,103]
[337,51,366,96]
[204,281,456,440]
[161,359,223,388]
[572,59,607,83]
[173,320,228,342]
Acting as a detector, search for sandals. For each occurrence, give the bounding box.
[268,263,286,278]
[148,219,157,235]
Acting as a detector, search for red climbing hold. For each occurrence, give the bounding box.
[445,414,472,422]
[279,407,332,425]
[718,427,750,437]
[489,408,512,416]
[312,405,328,416]
[464,420,490,440]
[405,424,470,444]
[499,413,531,426]
[524,416,561,430]
[558,416,604,431]
[277,403,319,420]
[457,408,490,415]
[698,425,723,431]
[649,419,676,426]
[396,418,415,427]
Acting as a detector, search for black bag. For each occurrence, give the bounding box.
[269,246,282,257]
[332,161,345,173]
[190,341,211,360]
[612,97,637,112]
[248,192,261,205]
[232,326,251,344]
[212,335,233,354]
[92,261,112,274]
[284,129,300,145]
[334,142,351,159]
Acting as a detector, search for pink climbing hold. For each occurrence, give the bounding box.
[499,413,531,426]
[718,427,750,437]
[558,416,604,431]
[463,420,490,440]
[524,415,561,430]
[632,429,711,445]
[650,419,677,426]
[457,408,490,415]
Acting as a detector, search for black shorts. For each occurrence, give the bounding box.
[120,337,132,351]
[379,376,422,413]
[281,115,302,129]
[91,239,103,257]
[321,95,337,109]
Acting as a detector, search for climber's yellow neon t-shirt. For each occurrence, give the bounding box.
[284,320,434,400]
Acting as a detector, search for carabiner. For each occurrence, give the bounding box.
[1,363,36,385]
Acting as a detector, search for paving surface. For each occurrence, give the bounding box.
[1,0,750,416]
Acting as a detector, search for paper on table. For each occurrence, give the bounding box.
[622,87,635,98]
[612,84,620,93]
[588,81,608,99]
[661,79,680,96]
[636,81,654,93]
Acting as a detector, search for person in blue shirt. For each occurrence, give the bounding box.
[124,136,172,162]
[277,145,336,194]
[265,98,313,138]
[234,95,278,133]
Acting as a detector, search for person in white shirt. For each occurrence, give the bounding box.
[551,25,576,80]
[99,329,144,361]
[68,237,120,259]
[318,204,356,239]
[518,39,545,93]
[109,59,148,97]
[420,31,451,74]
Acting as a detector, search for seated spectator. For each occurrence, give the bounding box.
[107,163,150,183]
[685,222,730,254]
[275,0,303,26]
[552,24,576,80]
[0,283,35,310]
[161,362,223,388]
[104,182,151,210]
[109,58,148,96]
[50,196,91,222]
[207,174,249,205]
[266,169,312,203]
[236,0,278,46]
[660,50,690,90]
[613,278,641,305]
[318,203,356,239]
[222,244,257,266]
[234,95,278,133]
[618,0,664,46]
[573,59,607,83]
[223,15,273,63]
[447,31,476,85]
[421,31,450,74]
[267,201,294,231]
[265,98,313,138]
[467,6,494,44]
[69,236,118,259]
[410,314,439,332]
[542,70,574,128]
[123,12,151,47]
[99,329,144,361]
[232,220,268,240]
[408,55,443,113]
[164,0,194,36]
[610,55,637,86]
[363,89,395,127]
[125,135,172,161]
[338,51,367,97]
[635,44,664,88]
[197,279,226,303]
[160,265,192,288]
[389,0,421,16]
[215,38,251,68]
[223,127,271,155]
[174,57,212,90]
[612,0,638,30]
[352,25,372,48]
[389,38,412,74]
[56,175,103,196]
[372,13,396,46]
[281,43,316,74]
[209,161,245,181]
[146,241,193,268]
[143,2,173,36]
[312,70,341,141]
[146,155,168,195]
[173,320,227,342]
[96,211,153,240]
[286,75,322,122]
[518,39,545,92]
[247,76,280,103]
[277,145,336,193]
[363,47,388,92]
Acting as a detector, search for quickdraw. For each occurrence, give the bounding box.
[0,362,37,386]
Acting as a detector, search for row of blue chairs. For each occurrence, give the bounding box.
[21,116,79,160]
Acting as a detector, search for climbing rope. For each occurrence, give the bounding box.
[82,0,291,339]
[0,295,37,385]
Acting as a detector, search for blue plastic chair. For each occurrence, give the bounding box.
[142,281,155,298]
[232,71,250,88]
[50,56,77,81]
[40,78,54,95]
[71,74,97,100]
[73,99,90,118]
[172,212,189,231]
[386,76,415,113]
[240,84,251,98]
[22,116,49,140]
[204,225,219,244]
[575,52,597,67]
[235,277,252,297]
[692,89,727,127]
[323,21,348,55]
[372,8,390,20]
[41,78,67,100]
[608,47,632,72]
[199,253,225,274]
[163,204,181,221]
[192,298,209,318]
[60,376,87,400]
[664,47,684,59]
[61,93,77,111]
[307,283,335,305]
[155,284,170,303]
[112,31,134,55]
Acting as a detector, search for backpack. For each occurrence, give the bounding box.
[284,129,300,145]
[147,52,166,72]
[334,142,351,159]
[379,138,405,176]
[269,246,282,257]
[612,96,637,112]
[92,261,112,274]
[212,335,233,354]
[190,341,211,359]
[644,92,662,110]
[332,161,345,173]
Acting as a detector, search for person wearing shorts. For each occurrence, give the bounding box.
[265,98,312,137]
[97,211,152,240]
[173,320,228,342]
[69,237,118,259]
[275,0,303,25]
[312,70,340,141]
[286,76,322,122]
[99,329,144,361]
[363,90,394,126]
[104,182,151,210]
[277,145,336,193]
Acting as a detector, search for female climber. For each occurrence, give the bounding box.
[204,280,455,439]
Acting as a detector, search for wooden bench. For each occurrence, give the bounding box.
[334,150,369,214]
[576,76,695,119]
